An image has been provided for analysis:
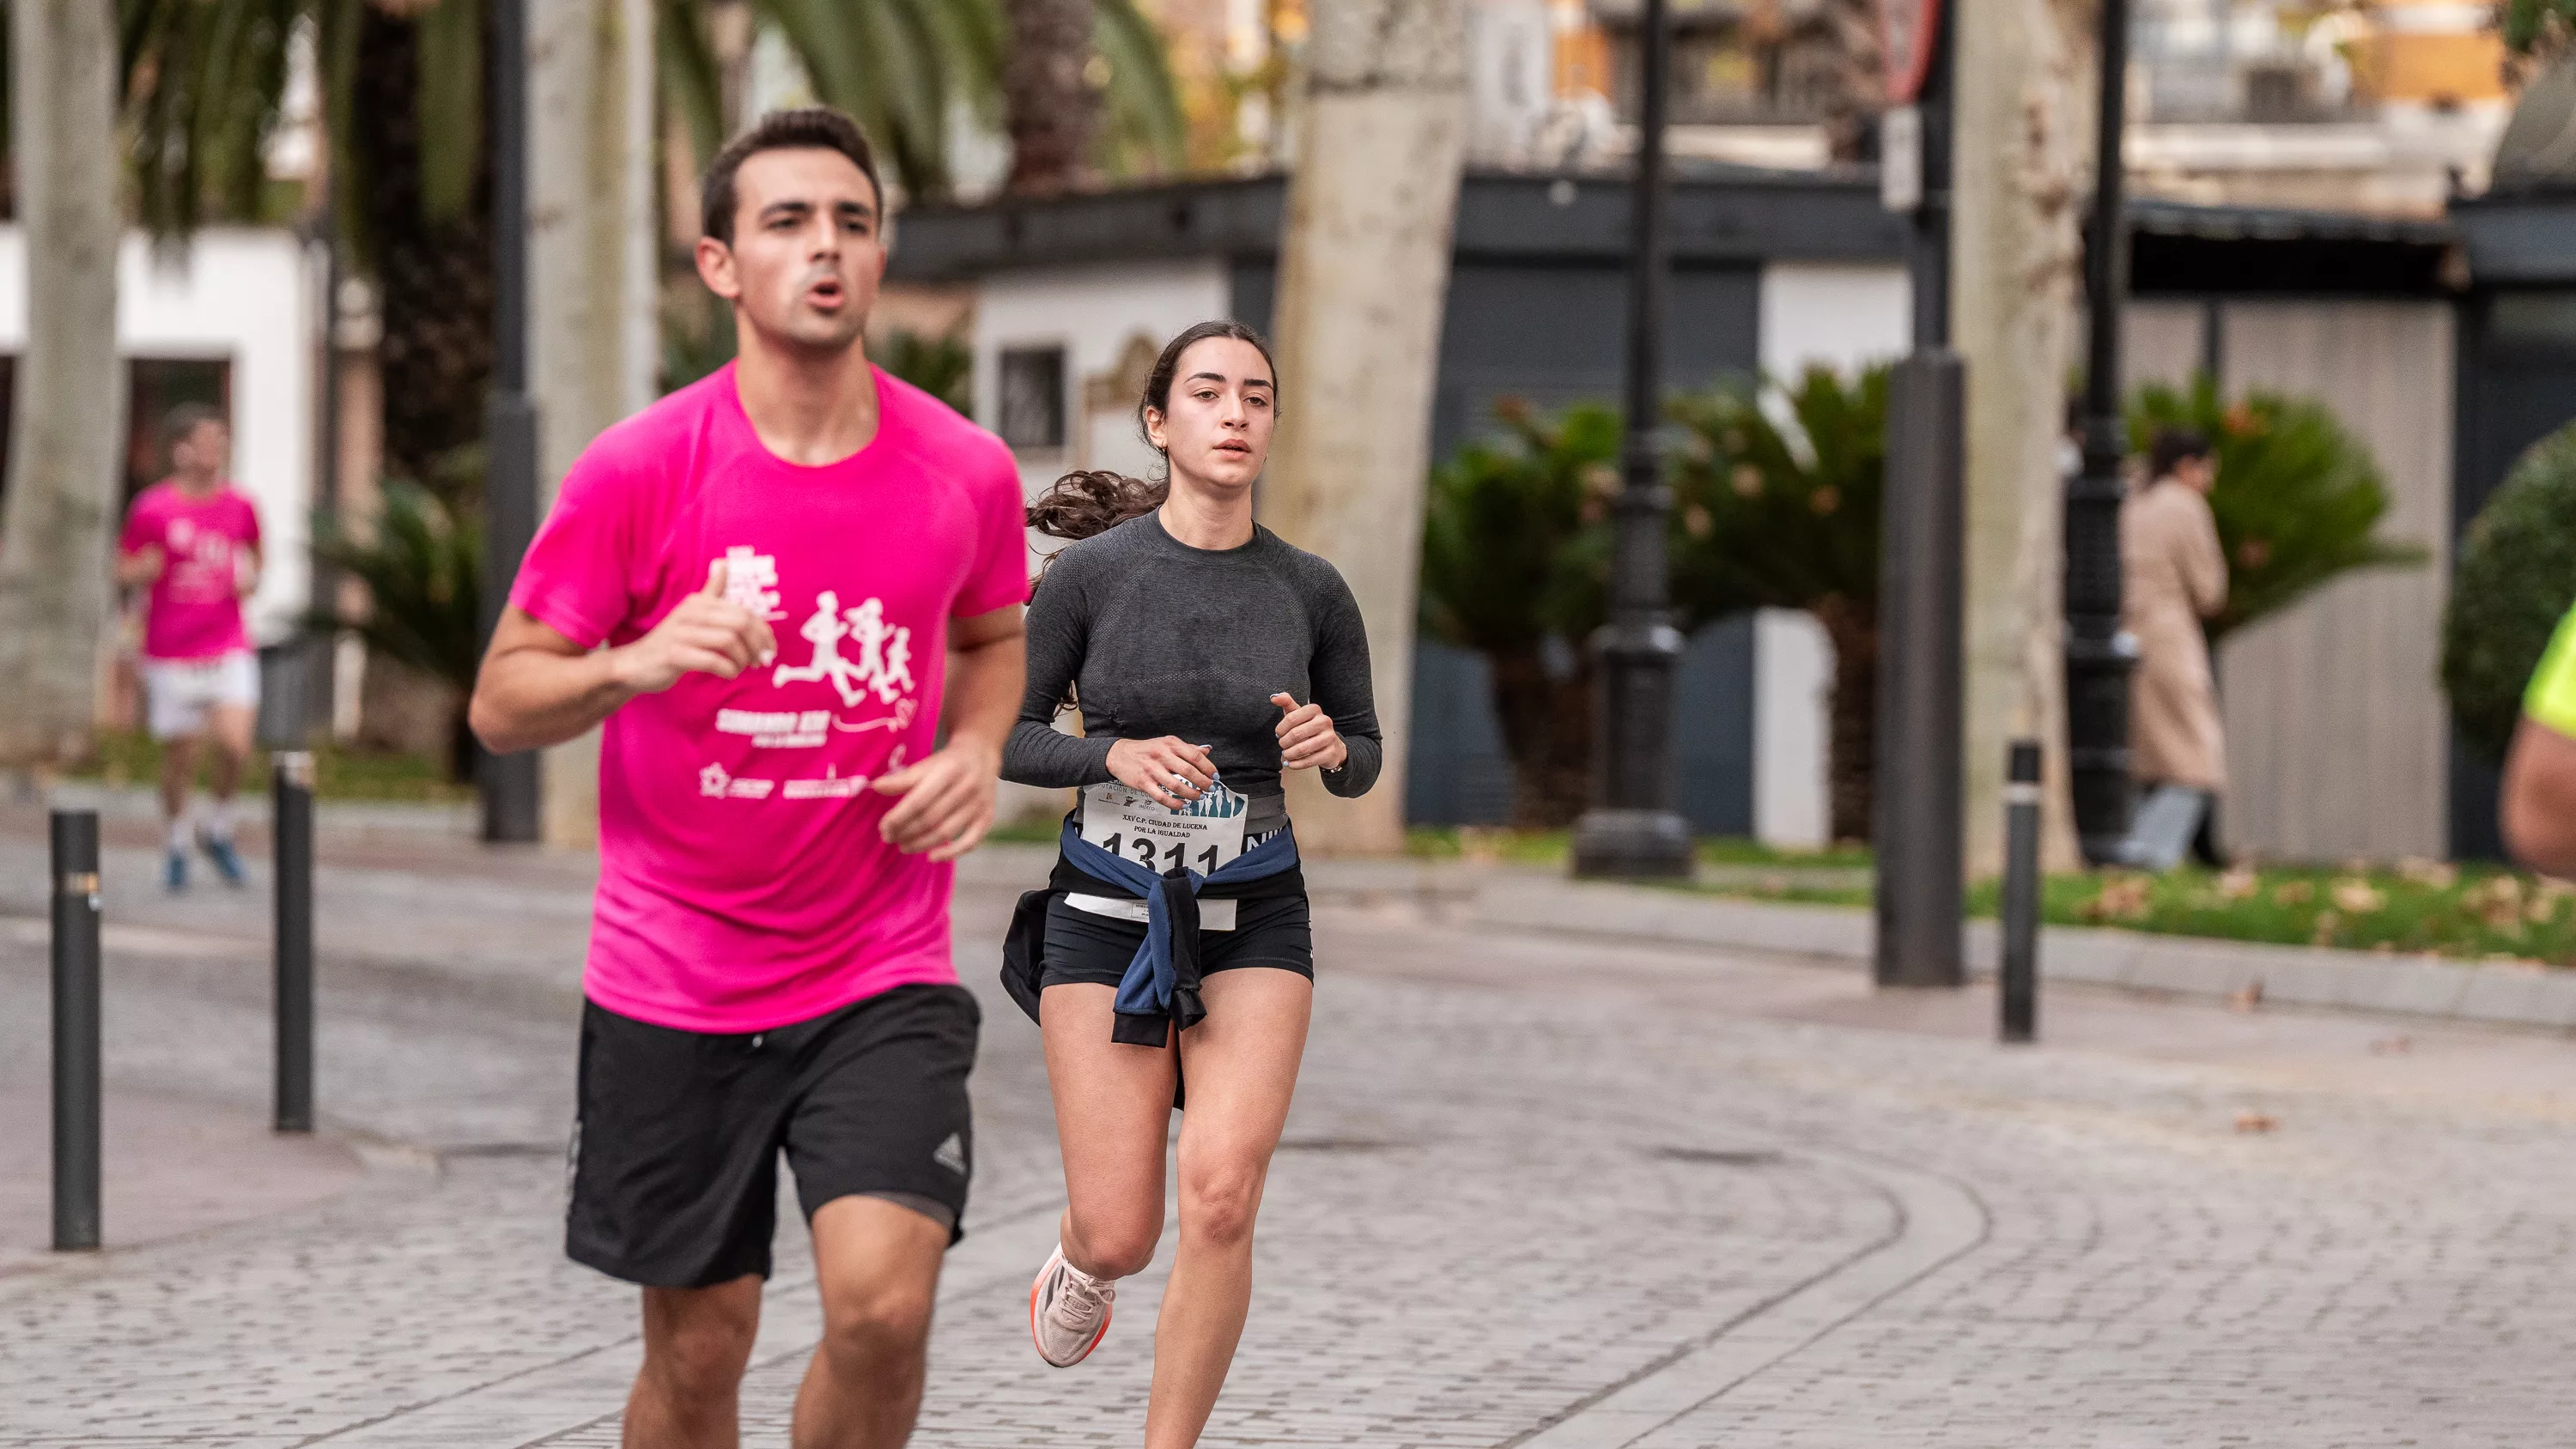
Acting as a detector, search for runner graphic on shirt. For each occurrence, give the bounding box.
[772,587,914,709]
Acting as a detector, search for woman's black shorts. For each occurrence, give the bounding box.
[1036,890,1314,991]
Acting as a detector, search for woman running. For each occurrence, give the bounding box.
[999,318,1381,1446]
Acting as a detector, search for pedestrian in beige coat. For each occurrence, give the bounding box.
[2123,427,2228,863]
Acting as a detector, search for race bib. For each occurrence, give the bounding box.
[1071,779,1251,931]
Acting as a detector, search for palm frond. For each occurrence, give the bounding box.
[122,0,301,238]
[1094,0,1185,176]
[2127,374,2426,642]
[307,481,484,692]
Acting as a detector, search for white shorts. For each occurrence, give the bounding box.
[142,651,259,741]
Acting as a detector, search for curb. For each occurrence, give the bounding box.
[1469,871,2576,1033]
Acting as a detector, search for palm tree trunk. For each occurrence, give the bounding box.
[355,6,497,504]
[0,0,124,767]
[1005,0,1099,194]
[1813,596,1876,844]
[1814,0,1885,163]
[1263,0,1468,854]
[1487,649,1595,829]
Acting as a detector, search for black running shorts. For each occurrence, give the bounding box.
[1036,890,1315,991]
[566,983,980,1288]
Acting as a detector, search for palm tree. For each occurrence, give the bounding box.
[111,0,1180,473]
[0,0,126,768]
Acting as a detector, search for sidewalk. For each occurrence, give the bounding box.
[7,817,2576,1443]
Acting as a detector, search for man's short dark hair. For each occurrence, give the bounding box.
[162,402,227,456]
[701,107,884,245]
[2149,427,2214,481]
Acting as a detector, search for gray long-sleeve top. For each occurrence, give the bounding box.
[1002,512,1382,833]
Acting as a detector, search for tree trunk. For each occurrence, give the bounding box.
[0,0,123,767]
[1952,0,2088,876]
[1264,0,1468,855]
[527,0,659,847]
[1486,648,1594,829]
[1005,0,1099,195]
[1814,595,1876,844]
[355,7,497,503]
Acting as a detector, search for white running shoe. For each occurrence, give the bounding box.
[1030,1244,1115,1367]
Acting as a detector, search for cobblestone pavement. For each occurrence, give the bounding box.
[5,826,2576,1446]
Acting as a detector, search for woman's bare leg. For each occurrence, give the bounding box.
[1039,983,1179,1278]
[1145,968,1312,1449]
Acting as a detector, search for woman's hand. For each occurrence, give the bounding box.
[1107,735,1217,810]
[1272,694,1346,773]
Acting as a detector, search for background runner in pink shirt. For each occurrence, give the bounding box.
[117,405,262,891]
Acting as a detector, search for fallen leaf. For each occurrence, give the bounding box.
[2085,873,2154,923]
[2234,1111,2278,1133]
[2397,858,2458,889]
[2369,1035,2413,1056]
[2227,980,2265,1012]
[2215,865,2259,901]
[2273,880,2313,906]
[2311,909,2342,946]
[2331,879,2386,914]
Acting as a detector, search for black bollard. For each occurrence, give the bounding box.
[273,752,315,1133]
[52,809,101,1252]
[2000,740,2042,1043]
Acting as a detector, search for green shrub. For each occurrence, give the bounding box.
[2444,421,2576,761]
[1417,400,1619,827]
[1668,365,1889,842]
[308,482,483,781]
[2128,373,2426,643]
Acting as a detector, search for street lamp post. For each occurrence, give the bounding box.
[1571,0,1693,880]
[2066,0,2137,864]
[480,0,542,844]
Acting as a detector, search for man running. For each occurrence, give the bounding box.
[467,108,1027,1448]
[118,403,260,892]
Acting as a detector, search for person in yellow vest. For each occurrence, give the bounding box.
[2501,604,2576,875]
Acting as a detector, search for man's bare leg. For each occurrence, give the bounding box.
[159,734,197,838]
[625,1275,762,1449]
[204,702,254,824]
[792,1195,949,1449]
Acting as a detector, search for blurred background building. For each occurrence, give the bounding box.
[3,0,2569,860]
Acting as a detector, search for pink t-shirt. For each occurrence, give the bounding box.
[121,481,261,662]
[510,364,1027,1033]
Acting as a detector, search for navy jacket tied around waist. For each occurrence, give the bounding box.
[1001,818,1304,1045]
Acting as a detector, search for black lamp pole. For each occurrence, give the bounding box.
[480,0,542,843]
[1573,0,1692,880]
[1872,0,1966,989]
[2065,0,2137,864]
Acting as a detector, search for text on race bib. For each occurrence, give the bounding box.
[1079,779,1250,876]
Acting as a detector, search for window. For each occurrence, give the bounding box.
[998,345,1067,452]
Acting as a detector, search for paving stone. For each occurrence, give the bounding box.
[1,836,2573,1446]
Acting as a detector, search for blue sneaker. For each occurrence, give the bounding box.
[197,830,246,888]
[164,847,189,894]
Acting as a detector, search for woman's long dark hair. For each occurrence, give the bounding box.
[1024,319,1278,545]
